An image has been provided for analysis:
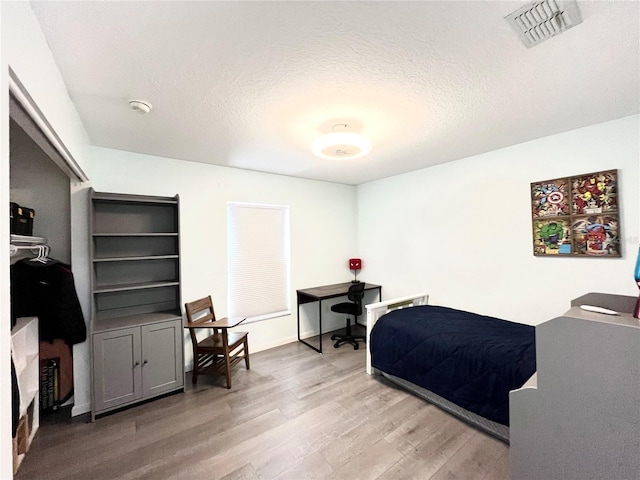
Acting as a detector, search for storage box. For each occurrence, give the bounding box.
[16,415,28,454]
[10,202,35,236]
[12,437,18,474]
[40,357,60,411]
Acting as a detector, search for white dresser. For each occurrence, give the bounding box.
[11,316,40,473]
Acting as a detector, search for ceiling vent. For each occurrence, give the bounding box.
[505,0,583,48]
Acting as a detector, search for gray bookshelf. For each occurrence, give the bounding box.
[89,189,184,420]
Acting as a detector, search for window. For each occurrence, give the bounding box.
[227,202,290,322]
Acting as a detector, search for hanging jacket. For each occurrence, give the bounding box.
[11,259,87,345]
[12,357,20,438]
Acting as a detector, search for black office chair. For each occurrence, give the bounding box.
[330,282,366,350]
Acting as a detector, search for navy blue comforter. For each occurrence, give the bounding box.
[370,305,536,426]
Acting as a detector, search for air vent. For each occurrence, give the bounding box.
[505,0,583,48]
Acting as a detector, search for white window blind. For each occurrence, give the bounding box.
[227,202,290,322]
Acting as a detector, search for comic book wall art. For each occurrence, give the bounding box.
[531,178,570,218]
[531,169,620,257]
[533,218,571,255]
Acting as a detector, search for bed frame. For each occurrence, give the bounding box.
[365,292,510,443]
[365,292,429,375]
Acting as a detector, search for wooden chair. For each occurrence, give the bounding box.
[184,296,250,388]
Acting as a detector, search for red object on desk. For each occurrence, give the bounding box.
[349,258,362,282]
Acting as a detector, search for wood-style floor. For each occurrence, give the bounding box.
[16,333,510,480]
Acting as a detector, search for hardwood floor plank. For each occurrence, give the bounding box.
[318,389,433,471]
[479,449,510,480]
[378,413,475,479]
[325,437,405,480]
[219,462,259,480]
[430,430,509,480]
[15,337,510,480]
[274,451,335,479]
[119,409,290,480]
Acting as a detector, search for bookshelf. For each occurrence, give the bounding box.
[89,190,184,419]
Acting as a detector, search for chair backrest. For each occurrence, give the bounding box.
[184,296,218,345]
[347,282,365,305]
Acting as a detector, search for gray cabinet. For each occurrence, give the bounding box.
[90,190,184,419]
[141,320,183,398]
[92,327,141,412]
[510,293,640,480]
[92,319,183,412]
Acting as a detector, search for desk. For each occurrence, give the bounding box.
[184,316,247,330]
[297,282,382,353]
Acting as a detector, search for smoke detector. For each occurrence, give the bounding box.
[505,0,583,48]
[129,100,152,114]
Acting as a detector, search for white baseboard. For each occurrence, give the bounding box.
[247,325,344,352]
[250,335,299,353]
[71,402,91,417]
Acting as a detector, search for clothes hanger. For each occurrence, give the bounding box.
[33,245,44,263]
[29,245,49,264]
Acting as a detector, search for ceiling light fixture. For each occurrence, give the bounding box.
[312,124,371,160]
[129,100,152,114]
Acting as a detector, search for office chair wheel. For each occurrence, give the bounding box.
[354,343,359,350]
[334,342,340,348]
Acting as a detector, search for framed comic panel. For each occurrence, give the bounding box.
[530,169,620,257]
[572,215,620,256]
[533,218,571,255]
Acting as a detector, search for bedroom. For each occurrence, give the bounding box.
[1,1,639,479]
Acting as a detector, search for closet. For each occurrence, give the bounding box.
[9,79,87,474]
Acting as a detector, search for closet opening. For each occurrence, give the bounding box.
[9,69,88,474]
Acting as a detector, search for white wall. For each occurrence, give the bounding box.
[358,114,640,326]
[10,121,71,264]
[89,146,358,357]
[1,3,91,475]
[1,5,11,478]
[0,5,637,477]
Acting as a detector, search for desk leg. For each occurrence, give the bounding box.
[298,298,322,354]
[297,297,301,342]
[318,299,322,354]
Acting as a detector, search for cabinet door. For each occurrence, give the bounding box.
[141,320,184,398]
[93,328,143,412]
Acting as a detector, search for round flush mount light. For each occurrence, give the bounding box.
[129,100,152,114]
[312,124,371,160]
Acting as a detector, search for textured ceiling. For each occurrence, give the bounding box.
[30,1,639,185]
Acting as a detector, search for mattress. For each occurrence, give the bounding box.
[370,305,536,427]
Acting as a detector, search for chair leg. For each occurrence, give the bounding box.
[332,316,364,350]
[224,352,232,389]
[192,355,198,384]
[244,339,250,370]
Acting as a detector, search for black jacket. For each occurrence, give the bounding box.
[12,357,19,437]
[11,259,87,345]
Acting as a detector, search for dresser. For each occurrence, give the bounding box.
[11,316,39,473]
[510,292,640,480]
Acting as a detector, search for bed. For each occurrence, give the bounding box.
[365,293,536,443]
